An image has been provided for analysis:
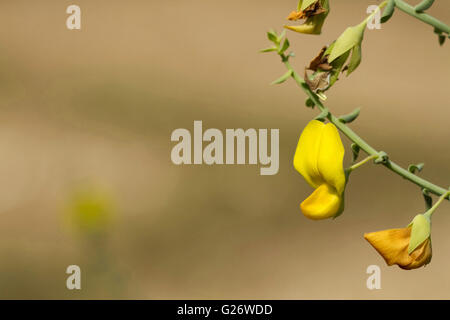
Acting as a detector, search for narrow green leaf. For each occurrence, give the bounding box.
[277,30,286,43]
[328,50,350,88]
[300,0,318,11]
[422,188,433,210]
[408,163,425,174]
[280,38,290,54]
[415,0,435,12]
[439,34,446,46]
[351,143,360,162]
[339,108,360,124]
[260,47,278,53]
[267,30,278,43]
[271,70,293,85]
[408,214,431,254]
[381,0,395,23]
[346,45,362,75]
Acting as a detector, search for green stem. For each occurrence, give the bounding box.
[348,155,378,172]
[364,1,388,24]
[425,190,450,217]
[281,55,449,200]
[393,0,450,34]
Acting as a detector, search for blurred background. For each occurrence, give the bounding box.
[0,0,448,299]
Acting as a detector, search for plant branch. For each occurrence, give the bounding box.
[393,0,450,34]
[281,54,449,201]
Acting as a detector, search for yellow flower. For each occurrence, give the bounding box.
[364,215,432,270]
[293,120,346,219]
[284,0,329,35]
[67,186,115,235]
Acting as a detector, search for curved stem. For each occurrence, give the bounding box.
[394,0,450,34]
[282,56,449,200]
[425,190,450,217]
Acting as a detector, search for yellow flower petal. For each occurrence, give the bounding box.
[364,228,432,270]
[317,123,346,195]
[300,183,343,219]
[293,120,325,189]
[293,120,346,193]
[284,23,320,35]
[406,239,432,270]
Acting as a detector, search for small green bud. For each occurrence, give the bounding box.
[408,163,425,174]
[328,21,366,63]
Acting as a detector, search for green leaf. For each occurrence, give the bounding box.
[277,30,286,43]
[271,70,293,85]
[323,41,335,56]
[351,143,360,162]
[339,108,360,124]
[439,34,446,46]
[260,47,278,53]
[305,98,315,108]
[381,0,395,23]
[279,38,290,54]
[422,188,433,210]
[346,45,362,75]
[328,50,350,88]
[300,0,318,11]
[415,0,435,12]
[408,163,424,174]
[267,30,278,43]
[328,22,366,63]
[408,214,431,254]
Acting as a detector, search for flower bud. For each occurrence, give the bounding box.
[364,214,432,270]
[284,0,329,35]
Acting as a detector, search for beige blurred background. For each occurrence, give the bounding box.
[0,0,448,299]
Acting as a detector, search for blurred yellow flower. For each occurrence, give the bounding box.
[67,186,115,235]
[364,219,432,270]
[293,120,346,219]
